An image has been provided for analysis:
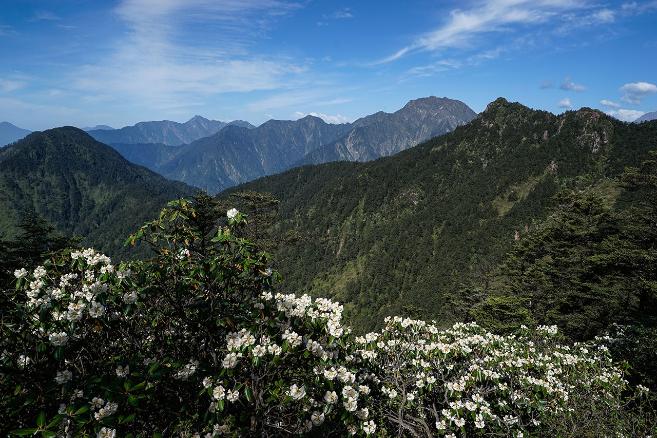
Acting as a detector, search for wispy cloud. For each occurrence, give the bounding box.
[246,89,351,113]
[620,81,657,104]
[600,99,620,108]
[294,111,350,124]
[32,10,61,21]
[0,77,27,93]
[606,108,645,122]
[560,77,586,92]
[328,8,353,20]
[317,7,354,26]
[401,47,503,80]
[70,0,304,113]
[621,1,657,15]
[558,97,572,109]
[0,24,15,36]
[540,80,553,89]
[377,0,591,63]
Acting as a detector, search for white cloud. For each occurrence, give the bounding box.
[328,8,353,19]
[33,10,61,21]
[246,89,351,113]
[560,77,586,92]
[606,108,645,122]
[294,111,350,124]
[600,99,620,108]
[70,0,304,112]
[620,81,657,104]
[621,1,657,14]
[558,97,572,109]
[0,78,27,93]
[377,0,589,63]
[0,25,15,36]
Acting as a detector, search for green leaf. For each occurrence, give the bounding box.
[73,406,88,416]
[41,431,56,438]
[36,411,46,427]
[244,386,254,402]
[9,428,39,436]
[46,415,63,428]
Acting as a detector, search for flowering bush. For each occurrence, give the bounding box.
[1,196,655,436]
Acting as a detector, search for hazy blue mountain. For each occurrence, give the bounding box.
[160,116,352,193]
[82,124,114,131]
[635,111,657,123]
[0,122,31,147]
[88,116,252,146]
[0,127,195,257]
[151,97,475,193]
[110,142,181,170]
[300,96,477,164]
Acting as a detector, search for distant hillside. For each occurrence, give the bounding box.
[88,116,254,146]
[635,111,657,123]
[146,97,475,193]
[235,98,657,331]
[82,124,114,131]
[160,116,352,193]
[0,127,196,257]
[300,96,476,164]
[0,122,31,147]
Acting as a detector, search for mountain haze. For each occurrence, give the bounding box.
[124,97,475,193]
[0,122,31,147]
[160,115,353,193]
[235,98,657,330]
[635,111,657,123]
[88,116,254,146]
[0,127,196,257]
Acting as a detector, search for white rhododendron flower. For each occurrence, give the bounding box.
[288,384,306,400]
[49,331,68,346]
[226,208,239,219]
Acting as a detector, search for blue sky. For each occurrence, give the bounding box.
[1,0,656,130]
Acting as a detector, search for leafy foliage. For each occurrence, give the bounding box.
[2,197,654,436]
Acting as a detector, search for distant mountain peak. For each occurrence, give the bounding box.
[483,97,514,113]
[0,121,32,147]
[186,115,210,123]
[635,111,657,123]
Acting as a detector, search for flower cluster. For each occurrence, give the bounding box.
[4,200,653,436]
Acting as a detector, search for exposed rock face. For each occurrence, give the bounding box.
[300,97,477,164]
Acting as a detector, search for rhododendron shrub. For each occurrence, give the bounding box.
[1,196,655,436]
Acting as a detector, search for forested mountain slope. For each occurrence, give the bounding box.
[0,127,196,257]
[236,98,657,330]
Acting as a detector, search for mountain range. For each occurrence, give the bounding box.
[111,97,476,193]
[83,124,114,131]
[0,122,31,147]
[0,127,195,257]
[235,98,657,330]
[636,111,657,123]
[87,115,254,146]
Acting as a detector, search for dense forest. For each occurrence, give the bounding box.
[0,127,196,258]
[1,100,656,435]
[237,99,657,334]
